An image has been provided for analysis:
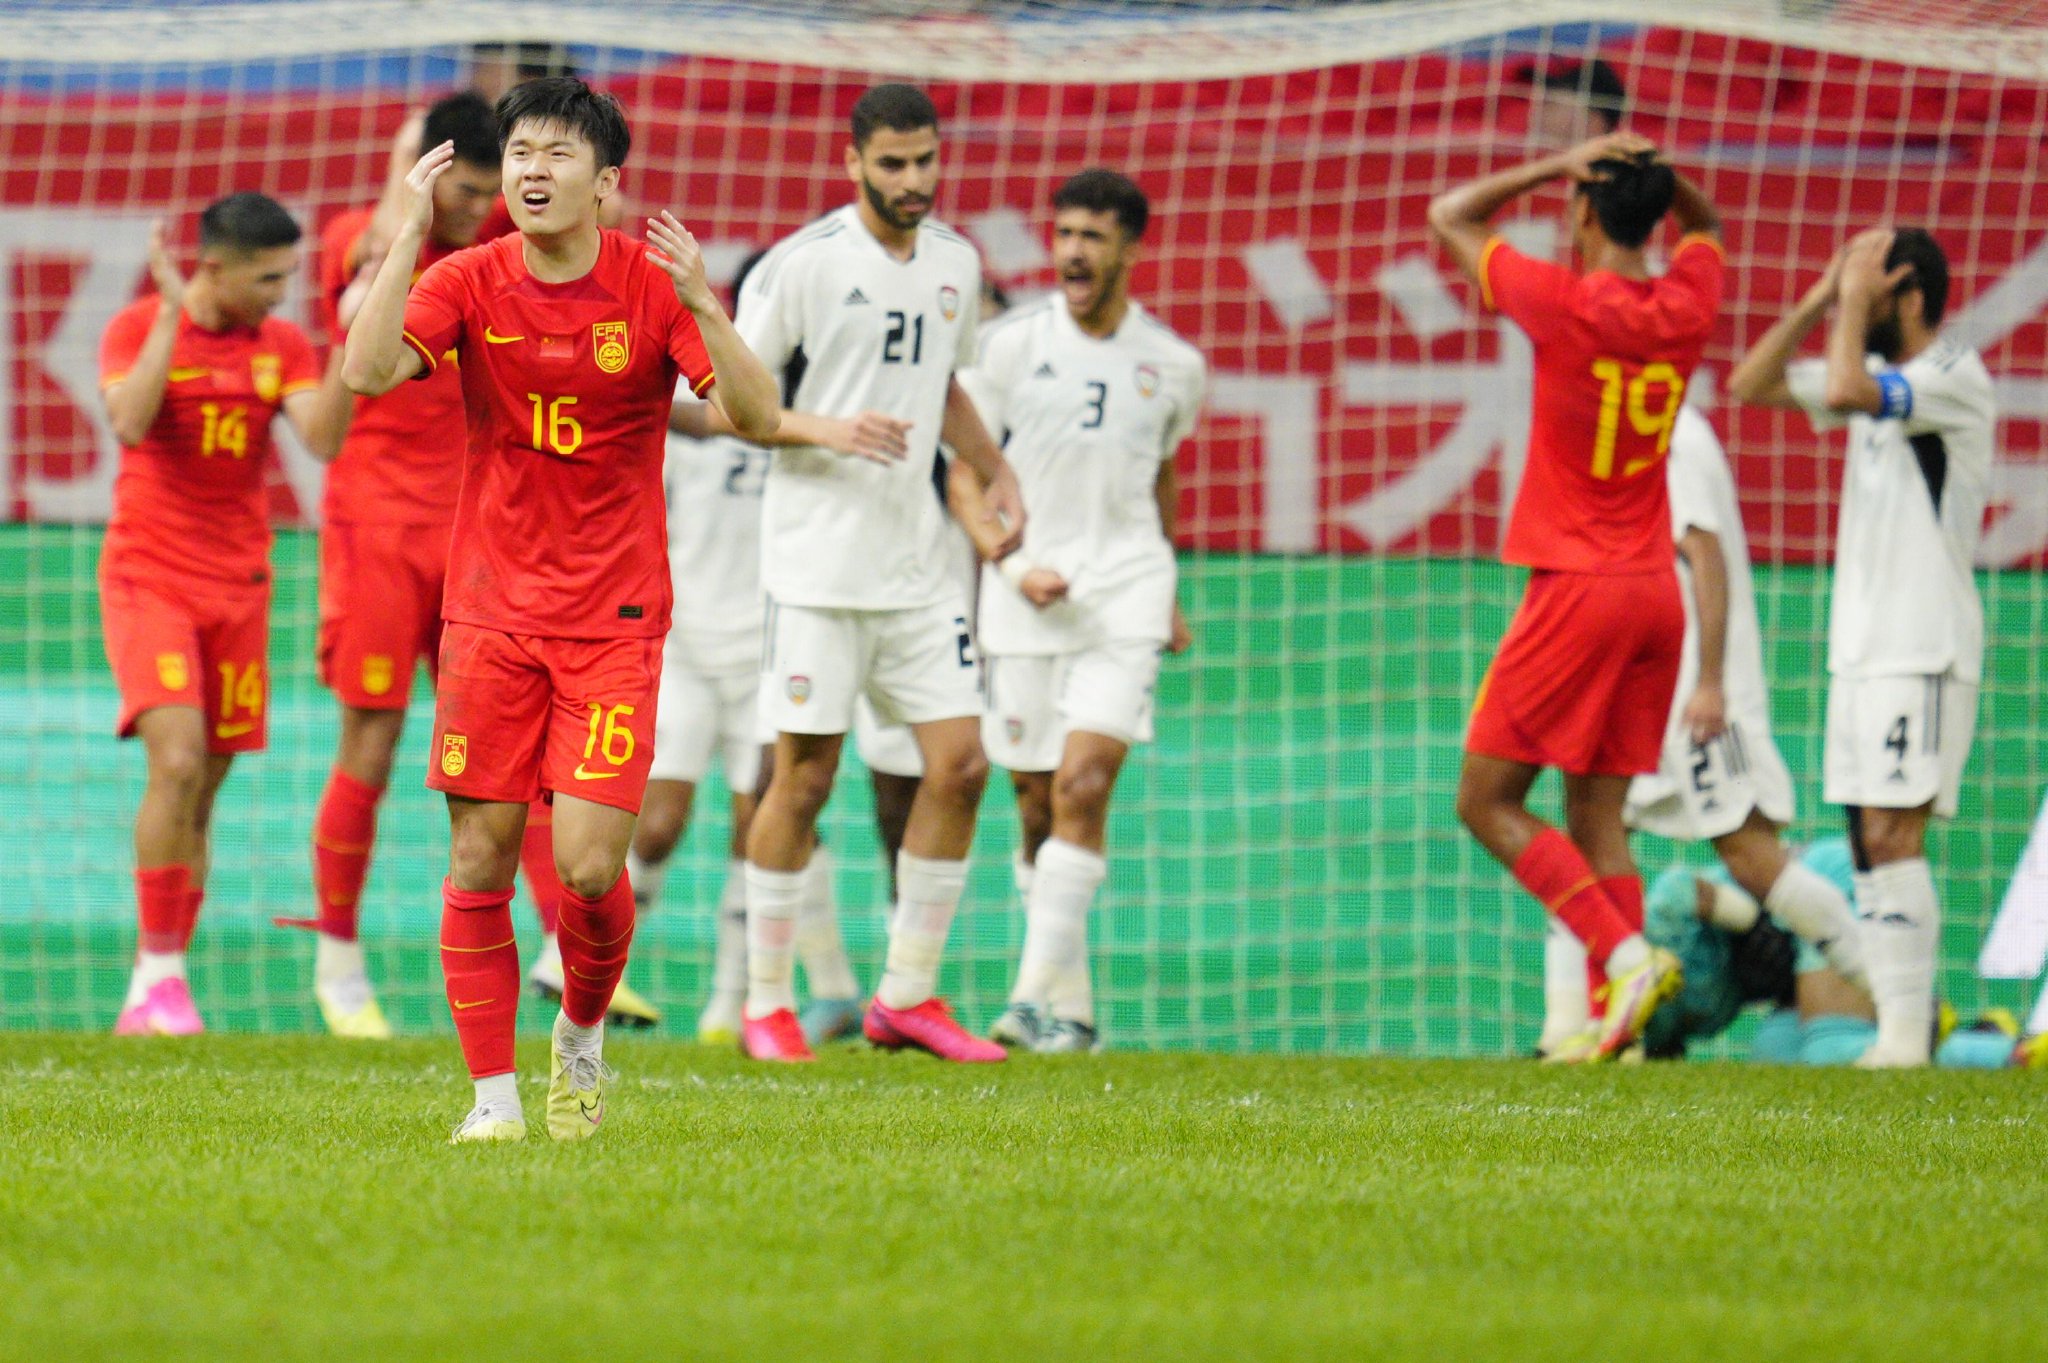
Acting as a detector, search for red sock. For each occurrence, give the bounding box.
[1601,875,1645,934]
[179,881,203,951]
[135,865,190,954]
[557,871,637,1028]
[519,801,562,937]
[440,880,520,1079]
[1511,829,1633,968]
[304,768,382,940]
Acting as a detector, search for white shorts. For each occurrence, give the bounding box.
[759,598,981,738]
[650,656,763,791]
[981,642,1161,773]
[1823,673,1978,819]
[1625,710,1796,842]
[854,696,924,779]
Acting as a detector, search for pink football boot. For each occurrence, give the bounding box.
[113,977,205,1036]
[741,1007,815,1062]
[865,997,1006,1063]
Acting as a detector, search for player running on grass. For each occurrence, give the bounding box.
[1729,226,1995,1067]
[973,170,1205,1055]
[726,83,1026,1063]
[343,77,778,1141]
[1430,132,1723,1061]
[1538,405,1869,1055]
[100,193,350,1035]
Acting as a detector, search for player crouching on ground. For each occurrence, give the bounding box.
[1429,133,1724,1061]
[343,78,778,1142]
[100,195,349,1035]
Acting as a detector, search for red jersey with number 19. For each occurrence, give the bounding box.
[400,229,716,640]
[1481,234,1723,575]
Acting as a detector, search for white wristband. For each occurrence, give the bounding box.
[998,556,1037,589]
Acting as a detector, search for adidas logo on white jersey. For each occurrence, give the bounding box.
[1033,362,1056,379]
[844,287,870,306]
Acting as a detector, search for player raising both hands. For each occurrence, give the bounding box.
[343,77,778,1141]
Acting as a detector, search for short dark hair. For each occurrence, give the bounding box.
[197,192,301,257]
[851,83,939,149]
[495,76,629,171]
[1529,58,1628,131]
[424,91,499,170]
[1052,169,1150,240]
[1886,227,1950,327]
[1575,152,1675,249]
[729,248,769,318]
[472,41,578,83]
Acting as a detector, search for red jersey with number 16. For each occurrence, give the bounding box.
[400,229,716,640]
[1481,234,1723,575]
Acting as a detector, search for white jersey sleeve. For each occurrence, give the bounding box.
[1785,358,1847,432]
[1664,409,1726,540]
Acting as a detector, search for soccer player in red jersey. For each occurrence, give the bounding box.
[99,193,350,1036]
[1428,132,1724,1061]
[343,78,778,1142]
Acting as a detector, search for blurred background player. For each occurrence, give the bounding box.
[1430,132,1723,1061]
[1520,56,1627,146]
[1630,839,2038,1069]
[99,194,348,1034]
[272,91,500,1040]
[1730,227,1996,1067]
[728,82,1025,1063]
[1539,403,1868,1055]
[974,170,1205,1055]
[342,79,778,1141]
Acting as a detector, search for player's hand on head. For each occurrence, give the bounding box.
[145,220,187,309]
[1167,604,1194,655]
[1839,227,1907,301]
[1683,682,1727,746]
[390,107,427,169]
[1562,130,1656,182]
[1020,567,1069,609]
[645,212,718,314]
[825,411,911,464]
[402,140,455,237]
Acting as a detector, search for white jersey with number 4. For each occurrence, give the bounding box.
[663,426,766,674]
[964,298,1206,654]
[1787,340,1996,682]
[737,204,981,612]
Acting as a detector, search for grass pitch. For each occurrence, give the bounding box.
[2,1036,2041,1361]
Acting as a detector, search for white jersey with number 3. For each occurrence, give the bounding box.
[964,298,1206,654]
[737,205,981,612]
[663,427,765,673]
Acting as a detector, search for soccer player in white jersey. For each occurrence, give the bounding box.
[969,171,1206,1054]
[1730,226,1996,1067]
[1541,405,1868,1056]
[727,83,1026,1063]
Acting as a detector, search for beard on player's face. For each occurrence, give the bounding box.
[1060,254,1122,319]
[860,171,931,231]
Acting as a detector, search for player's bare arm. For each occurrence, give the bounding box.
[281,358,353,462]
[1728,247,1846,409]
[1664,166,1721,241]
[954,455,1066,606]
[340,141,453,397]
[701,400,910,463]
[1676,524,1728,744]
[667,397,718,439]
[103,222,188,446]
[1426,131,1654,283]
[1156,457,1193,654]
[1825,228,1914,414]
[360,106,427,265]
[940,374,1026,558]
[645,211,779,441]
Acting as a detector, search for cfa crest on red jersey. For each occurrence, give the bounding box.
[593,321,629,374]
[1134,363,1161,398]
[939,286,961,322]
[252,354,282,402]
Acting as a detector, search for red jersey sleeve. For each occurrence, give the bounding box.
[1479,238,1572,341]
[667,299,715,398]
[1660,234,1726,334]
[315,210,372,345]
[275,321,323,398]
[401,251,470,377]
[99,298,155,390]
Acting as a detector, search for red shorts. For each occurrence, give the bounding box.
[1466,567,1682,777]
[317,519,452,709]
[100,570,270,753]
[427,622,663,813]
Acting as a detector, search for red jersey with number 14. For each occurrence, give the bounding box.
[400,229,716,639]
[1482,234,1723,575]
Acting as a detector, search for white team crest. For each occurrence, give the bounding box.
[1135,363,1161,398]
[939,285,961,321]
[1005,716,1024,744]
[788,675,811,705]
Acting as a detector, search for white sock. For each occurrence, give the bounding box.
[2028,980,2048,1037]
[555,1010,603,1054]
[744,861,805,1016]
[1706,881,1761,933]
[1032,840,1106,1025]
[1764,858,1868,988]
[1863,858,1939,1061]
[1604,933,1651,978]
[877,851,969,1010]
[314,933,366,987]
[710,860,748,1006]
[1540,916,1589,1047]
[473,1071,520,1111]
[125,949,185,1006]
[626,849,666,912]
[1013,851,1035,906]
[795,846,860,1001]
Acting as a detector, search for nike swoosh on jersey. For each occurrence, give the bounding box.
[572,765,621,781]
[484,327,524,344]
[215,721,256,738]
[168,367,213,382]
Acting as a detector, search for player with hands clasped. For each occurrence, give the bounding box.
[1729,225,1995,1068]
[343,78,778,1141]
[1430,132,1723,1061]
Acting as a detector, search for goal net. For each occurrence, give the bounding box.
[5,0,2047,1051]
